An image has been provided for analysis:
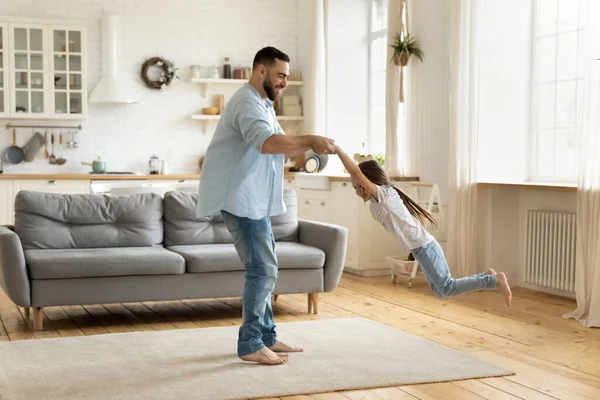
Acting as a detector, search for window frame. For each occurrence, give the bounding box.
[367,0,389,155]
[529,0,585,183]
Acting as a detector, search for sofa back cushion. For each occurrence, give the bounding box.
[163,189,298,246]
[14,191,163,250]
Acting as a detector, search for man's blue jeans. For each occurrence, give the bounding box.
[222,210,278,357]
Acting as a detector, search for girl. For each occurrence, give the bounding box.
[335,147,512,307]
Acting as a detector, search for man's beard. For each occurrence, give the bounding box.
[263,76,278,101]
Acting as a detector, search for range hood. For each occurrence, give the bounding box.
[89,15,139,104]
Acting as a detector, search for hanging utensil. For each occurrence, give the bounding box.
[5,128,25,164]
[49,133,57,164]
[57,133,66,165]
[44,130,49,159]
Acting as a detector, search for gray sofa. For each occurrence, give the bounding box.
[0,189,348,331]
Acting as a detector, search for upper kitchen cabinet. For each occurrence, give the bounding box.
[0,24,8,118]
[1,20,87,120]
[9,24,49,119]
[49,26,86,119]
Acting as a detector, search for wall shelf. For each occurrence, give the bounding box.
[191,114,303,133]
[191,115,303,121]
[190,78,303,96]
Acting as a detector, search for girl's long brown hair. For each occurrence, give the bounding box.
[358,160,438,228]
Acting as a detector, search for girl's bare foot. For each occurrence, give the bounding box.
[485,269,497,275]
[269,341,304,353]
[240,347,289,365]
[496,272,512,307]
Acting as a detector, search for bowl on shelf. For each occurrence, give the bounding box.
[202,107,219,115]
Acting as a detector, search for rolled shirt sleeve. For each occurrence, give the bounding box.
[234,97,275,153]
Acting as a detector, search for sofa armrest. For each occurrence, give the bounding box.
[297,220,348,292]
[0,226,31,307]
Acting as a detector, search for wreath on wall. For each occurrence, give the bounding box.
[140,56,179,90]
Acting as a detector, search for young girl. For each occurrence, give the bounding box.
[335,147,512,307]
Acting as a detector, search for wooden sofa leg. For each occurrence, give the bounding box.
[273,295,279,301]
[33,307,44,331]
[308,293,319,314]
[23,307,30,323]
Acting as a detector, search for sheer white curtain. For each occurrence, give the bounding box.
[563,1,600,327]
[445,0,482,277]
[384,0,406,176]
[303,0,326,138]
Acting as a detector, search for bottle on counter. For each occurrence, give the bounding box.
[223,57,231,79]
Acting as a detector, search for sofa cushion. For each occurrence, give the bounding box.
[25,247,185,279]
[167,242,325,273]
[163,189,298,246]
[14,191,163,250]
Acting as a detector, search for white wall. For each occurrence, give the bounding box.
[0,0,299,174]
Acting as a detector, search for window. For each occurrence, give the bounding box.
[368,0,388,155]
[532,0,586,181]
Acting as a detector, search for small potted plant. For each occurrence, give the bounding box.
[390,33,424,67]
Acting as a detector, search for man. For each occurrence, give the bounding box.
[197,46,336,365]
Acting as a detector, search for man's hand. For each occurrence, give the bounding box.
[309,136,336,154]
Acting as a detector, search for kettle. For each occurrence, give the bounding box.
[149,155,160,175]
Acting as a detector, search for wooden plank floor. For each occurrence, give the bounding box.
[2,273,599,400]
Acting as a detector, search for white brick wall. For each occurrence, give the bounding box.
[0,0,299,174]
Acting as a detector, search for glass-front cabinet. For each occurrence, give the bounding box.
[50,26,86,118]
[10,24,48,118]
[1,21,86,120]
[0,24,9,118]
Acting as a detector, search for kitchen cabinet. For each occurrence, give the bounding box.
[0,23,9,118]
[1,19,86,119]
[9,23,49,118]
[0,181,14,225]
[48,25,87,118]
[13,179,90,196]
[297,188,333,225]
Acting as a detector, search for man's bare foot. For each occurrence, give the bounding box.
[269,341,304,353]
[485,269,497,275]
[240,347,289,365]
[496,272,512,307]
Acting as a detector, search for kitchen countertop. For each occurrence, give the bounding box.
[288,172,419,182]
[0,174,202,180]
[0,172,419,181]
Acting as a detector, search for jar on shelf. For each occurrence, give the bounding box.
[190,65,202,79]
[209,66,220,79]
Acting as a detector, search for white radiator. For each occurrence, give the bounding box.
[525,210,576,294]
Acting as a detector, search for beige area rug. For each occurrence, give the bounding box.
[0,317,513,400]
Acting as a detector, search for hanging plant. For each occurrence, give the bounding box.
[140,56,179,90]
[390,33,424,67]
